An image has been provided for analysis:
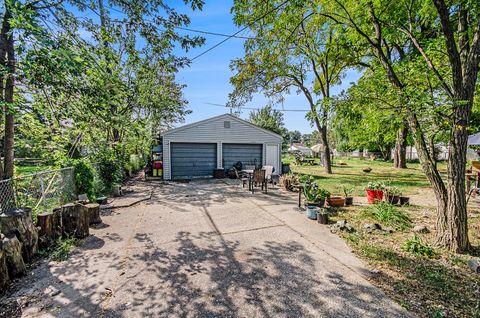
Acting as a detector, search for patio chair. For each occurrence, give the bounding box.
[252,169,267,194]
[235,169,250,188]
[244,164,256,171]
[262,165,279,188]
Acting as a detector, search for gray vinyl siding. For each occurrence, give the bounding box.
[170,143,217,180]
[162,114,282,180]
[222,144,263,170]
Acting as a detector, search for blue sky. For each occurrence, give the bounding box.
[172,0,361,134]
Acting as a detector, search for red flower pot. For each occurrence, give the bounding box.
[366,190,383,204]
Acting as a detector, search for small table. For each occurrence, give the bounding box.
[292,184,304,208]
[241,169,254,191]
[302,159,315,165]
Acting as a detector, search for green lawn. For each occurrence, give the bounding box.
[287,156,446,196]
[14,164,53,177]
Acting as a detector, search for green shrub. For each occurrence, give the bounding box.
[361,201,412,230]
[94,148,125,195]
[71,159,96,200]
[403,235,436,258]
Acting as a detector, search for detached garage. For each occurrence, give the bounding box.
[162,114,283,180]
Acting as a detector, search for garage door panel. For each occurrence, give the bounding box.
[222,144,262,170]
[171,143,217,179]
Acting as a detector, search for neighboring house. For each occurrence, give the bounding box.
[162,114,283,180]
[288,143,313,156]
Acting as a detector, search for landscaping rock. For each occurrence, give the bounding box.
[413,225,429,233]
[383,226,395,233]
[468,259,480,274]
[364,223,382,233]
[330,220,355,233]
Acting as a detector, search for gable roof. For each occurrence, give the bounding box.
[162,113,283,139]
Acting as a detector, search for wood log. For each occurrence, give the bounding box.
[0,208,38,262]
[61,203,89,239]
[52,207,63,239]
[0,234,10,292]
[2,234,26,278]
[84,203,102,225]
[36,212,54,247]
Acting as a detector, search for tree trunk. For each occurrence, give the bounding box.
[61,203,89,239]
[2,233,26,278]
[319,125,332,174]
[3,6,14,179]
[0,234,9,291]
[441,106,471,252]
[394,125,408,168]
[0,208,38,262]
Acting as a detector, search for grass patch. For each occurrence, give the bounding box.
[288,156,446,196]
[14,164,53,177]
[330,205,480,318]
[38,236,76,262]
[361,202,412,230]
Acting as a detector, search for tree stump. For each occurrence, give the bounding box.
[0,234,10,292]
[84,203,102,225]
[2,233,26,278]
[61,203,89,239]
[36,212,54,247]
[0,208,38,262]
[52,207,63,239]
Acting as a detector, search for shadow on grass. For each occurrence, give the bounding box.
[356,243,480,317]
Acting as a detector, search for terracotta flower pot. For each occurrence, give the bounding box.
[326,196,346,207]
[366,190,383,204]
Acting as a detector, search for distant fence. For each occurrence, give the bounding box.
[0,168,76,216]
[333,146,449,161]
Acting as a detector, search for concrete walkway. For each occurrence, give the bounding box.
[1,180,412,318]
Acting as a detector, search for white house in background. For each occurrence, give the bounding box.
[162,114,283,180]
[288,143,313,156]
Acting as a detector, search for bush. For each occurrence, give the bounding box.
[403,235,436,258]
[361,201,412,230]
[61,158,96,200]
[94,148,125,195]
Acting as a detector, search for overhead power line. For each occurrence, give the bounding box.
[202,102,310,112]
[190,0,290,61]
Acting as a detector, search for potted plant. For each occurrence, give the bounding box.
[365,181,384,204]
[317,208,329,224]
[343,186,354,206]
[326,196,346,207]
[303,178,330,207]
[306,205,318,220]
[400,196,410,205]
[384,186,401,204]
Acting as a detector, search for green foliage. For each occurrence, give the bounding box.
[361,202,412,230]
[303,178,331,203]
[38,236,76,262]
[384,186,401,196]
[249,105,287,136]
[67,159,96,201]
[403,236,436,258]
[94,148,125,195]
[365,181,385,191]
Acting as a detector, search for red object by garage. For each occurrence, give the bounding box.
[153,161,163,169]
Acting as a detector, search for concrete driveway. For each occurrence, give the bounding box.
[2,179,411,317]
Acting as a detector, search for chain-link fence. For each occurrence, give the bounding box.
[0,167,76,217]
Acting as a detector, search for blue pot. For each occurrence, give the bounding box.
[305,205,318,220]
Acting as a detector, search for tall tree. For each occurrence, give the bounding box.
[230,0,357,174]
[320,0,480,252]
[249,105,287,136]
[0,0,204,178]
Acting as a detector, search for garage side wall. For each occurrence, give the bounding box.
[162,115,282,180]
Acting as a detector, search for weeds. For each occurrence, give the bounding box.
[403,235,436,258]
[38,236,76,262]
[361,201,412,230]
